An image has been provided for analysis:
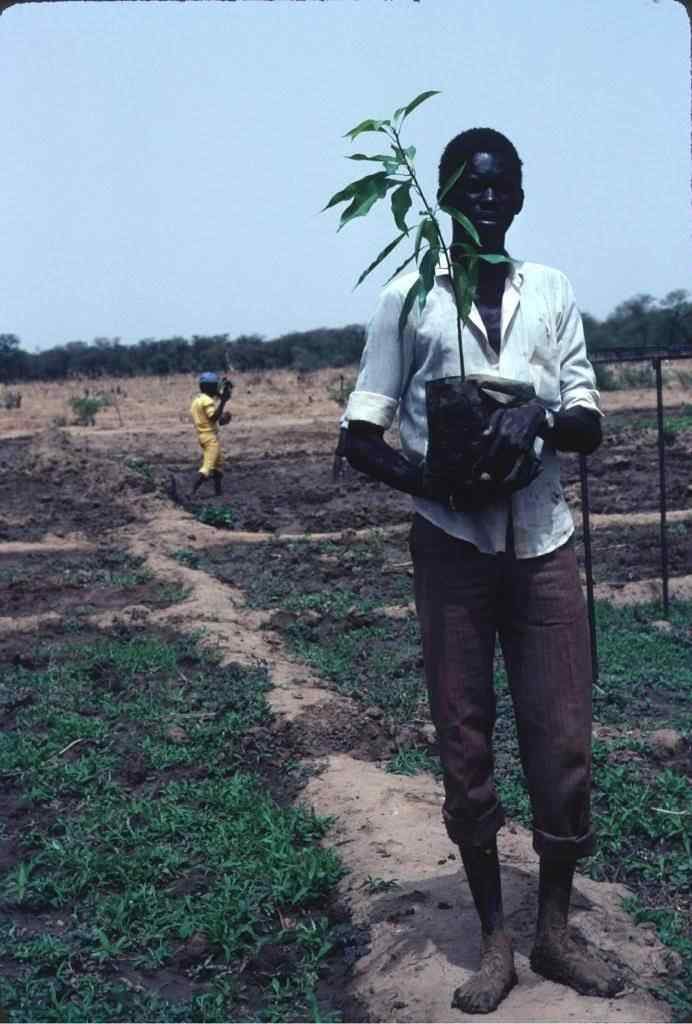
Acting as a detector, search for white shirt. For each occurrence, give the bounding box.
[344,259,602,559]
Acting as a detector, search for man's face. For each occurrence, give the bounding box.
[447,151,523,245]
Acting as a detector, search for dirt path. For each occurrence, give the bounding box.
[95,499,673,1023]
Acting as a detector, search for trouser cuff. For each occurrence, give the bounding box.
[533,827,595,860]
[444,801,506,848]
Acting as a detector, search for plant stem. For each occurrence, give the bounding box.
[391,126,467,380]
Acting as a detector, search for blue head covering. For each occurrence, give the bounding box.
[198,372,219,387]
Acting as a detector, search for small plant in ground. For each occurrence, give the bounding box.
[68,393,107,426]
[172,548,202,568]
[149,581,192,606]
[593,363,619,391]
[386,746,439,776]
[125,456,155,481]
[1,388,21,409]
[326,374,356,407]
[195,504,236,529]
[363,876,400,894]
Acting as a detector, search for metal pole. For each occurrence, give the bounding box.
[654,357,670,617]
[579,453,599,685]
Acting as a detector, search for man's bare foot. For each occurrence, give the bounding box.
[530,933,624,997]
[451,930,517,1014]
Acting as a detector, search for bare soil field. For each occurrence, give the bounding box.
[0,369,690,1023]
[3,370,691,581]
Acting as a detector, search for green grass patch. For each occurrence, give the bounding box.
[0,632,273,803]
[172,548,203,569]
[285,602,426,723]
[386,747,439,776]
[0,550,153,591]
[0,628,346,1023]
[0,550,190,616]
[196,536,414,612]
[194,505,236,529]
[607,404,692,434]
[594,601,692,733]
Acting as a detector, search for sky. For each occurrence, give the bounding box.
[0,0,689,352]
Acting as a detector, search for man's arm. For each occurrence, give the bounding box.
[344,421,431,497]
[209,382,233,425]
[553,273,604,454]
[538,405,602,454]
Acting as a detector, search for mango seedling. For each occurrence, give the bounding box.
[323,89,509,377]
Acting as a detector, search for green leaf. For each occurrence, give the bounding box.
[419,245,438,298]
[348,152,402,175]
[338,190,382,229]
[437,162,466,202]
[414,217,439,263]
[337,175,400,229]
[398,277,423,341]
[322,171,391,212]
[383,251,418,285]
[390,183,413,233]
[440,205,481,247]
[321,171,397,217]
[393,90,440,126]
[344,118,391,142]
[348,153,398,163]
[354,232,407,289]
[478,253,511,265]
[451,261,477,323]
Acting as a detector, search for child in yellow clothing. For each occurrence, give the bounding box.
[189,372,233,499]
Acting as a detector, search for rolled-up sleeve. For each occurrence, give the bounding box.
[557,275,602,416]
[345,281,412,430]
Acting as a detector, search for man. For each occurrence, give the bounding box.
[188,371,232,499]
[341,129,623,1013]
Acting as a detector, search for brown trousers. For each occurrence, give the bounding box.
[410,513,594,860]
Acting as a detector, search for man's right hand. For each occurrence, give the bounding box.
[477,402,545,483]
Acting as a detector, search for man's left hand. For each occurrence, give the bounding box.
[479,401,547,483]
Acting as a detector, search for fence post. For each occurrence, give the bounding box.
[654,357,670,617]
[579,453,599,685]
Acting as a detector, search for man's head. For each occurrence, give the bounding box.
[198,371,220,397]
[438,128,524,247]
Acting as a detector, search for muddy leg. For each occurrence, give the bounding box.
[169,474,183,505]
[530,858,624,996]
[451,842,517,1014]
[188,473,208,500]
[212,470,223,497]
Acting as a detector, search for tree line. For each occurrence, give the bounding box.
[0,291,690,384]
[0,326,366,383]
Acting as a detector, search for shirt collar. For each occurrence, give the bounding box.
[435,255,524,290]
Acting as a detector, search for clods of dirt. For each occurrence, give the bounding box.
[286,701,394,762]
[0,432,169,541]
